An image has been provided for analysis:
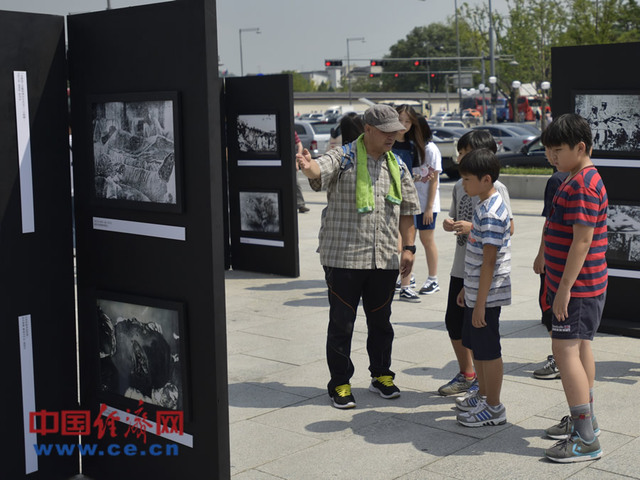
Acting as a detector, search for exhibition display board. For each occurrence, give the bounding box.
[0,10,79,480]
[552,42,640,338]
[225,75,300,277]
[68,0,230,478]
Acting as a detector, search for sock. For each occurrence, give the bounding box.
[570,403,595,442]
[488,403,503,412]
[463,371,476,381]
[428,276,438,283]
[589,388,595,417]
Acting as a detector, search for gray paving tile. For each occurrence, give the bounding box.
[258,416,476,480]
[230,420,322,476]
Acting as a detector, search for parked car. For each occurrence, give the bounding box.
[432,134,460,179]
[471,125,536,152]
[504,122,541,136]
[439,120,467,128]
[294,120,333,158]
[496,135,549,168]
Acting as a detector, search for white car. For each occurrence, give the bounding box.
[294,121,333,158]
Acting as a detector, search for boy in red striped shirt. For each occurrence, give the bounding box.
[541,113,608,463]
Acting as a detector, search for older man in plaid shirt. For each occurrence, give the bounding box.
[297,104,421,409]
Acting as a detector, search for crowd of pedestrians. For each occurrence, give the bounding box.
[297,105,608,464]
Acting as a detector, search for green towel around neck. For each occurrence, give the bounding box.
[355,134,402,213]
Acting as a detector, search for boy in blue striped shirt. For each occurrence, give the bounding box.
[454,148,511,427]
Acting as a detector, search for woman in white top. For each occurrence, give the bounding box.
[414,116,441,295]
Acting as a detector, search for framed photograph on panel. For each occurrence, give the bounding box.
[239,190,282,236]
[235,113,281,166]
[607,202,640,269]
[89,92,182,212]
[573,91,640,158]
[96,291,189,417]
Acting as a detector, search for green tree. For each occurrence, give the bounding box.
[616,0,640,41]
[383,23,476,93]
[282,70,315,92]
[497,0,566,87]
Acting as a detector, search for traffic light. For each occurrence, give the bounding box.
[413,60,430,67]
[394,73,400,78]
[370,60,387,66]
[430,73,436,78]
[324,60,343,67]
[369,73,380,78]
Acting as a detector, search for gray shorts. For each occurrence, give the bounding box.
[548,292,606,340]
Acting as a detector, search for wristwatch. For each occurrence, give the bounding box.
[402,245,416,254]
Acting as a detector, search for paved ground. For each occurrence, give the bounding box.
[225,174,640,480]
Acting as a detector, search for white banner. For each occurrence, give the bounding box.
[13,71,35,233]
[19,315,38,475]
[93,217,186,241]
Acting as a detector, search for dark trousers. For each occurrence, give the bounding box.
[323,267,397,391]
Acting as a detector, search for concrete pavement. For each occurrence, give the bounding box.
[225,174,640,479]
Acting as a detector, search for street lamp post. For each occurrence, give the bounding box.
[540,81,551,130]
[346,37,365,105]
[239,27,260,77]
[511,80,521,123]
[489,75,497,124]
[455,0,463,114]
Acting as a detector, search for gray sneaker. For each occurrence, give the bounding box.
[457,399,506,427]
[438,373,475,396]
[456,388,484,412]
[545,415,601,440]
[534,355,561,379]
[545,434,603,463]
[418,280,440,295]
[399,287,421,302]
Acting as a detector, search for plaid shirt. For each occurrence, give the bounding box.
[315,144,421,270]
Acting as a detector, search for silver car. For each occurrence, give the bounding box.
[294,120,333,158]
[471,125,537,152]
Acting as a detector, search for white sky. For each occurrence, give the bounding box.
[0,0,509,75]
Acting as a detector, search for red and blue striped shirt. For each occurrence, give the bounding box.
[544,166,608,297]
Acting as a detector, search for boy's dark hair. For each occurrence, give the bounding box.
[457,129,497,154]
[458,148,500,183]
[540,113,593,154]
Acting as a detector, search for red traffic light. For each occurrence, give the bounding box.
[370,60,377,66]
[431,73,436,78]
[394,73,400,78]
[413,60,420,66]
[325,61,332,67]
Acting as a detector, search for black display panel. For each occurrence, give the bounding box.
[225,75,300,277]
[552,42,640,337]
[0,10,78,480]
[68,0,230,478]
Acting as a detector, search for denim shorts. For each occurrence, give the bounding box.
[415,212,437,230]
[462,306,502,361]
[548,292,606,340]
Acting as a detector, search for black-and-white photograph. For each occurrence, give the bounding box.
[607,203,640,267]
[237,114,278,155]
[239,190,281,234]
[574,92,640,155]
[97,295,185,411]
[92,94,181,210]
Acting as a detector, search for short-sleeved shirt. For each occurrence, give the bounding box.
[542,171,569,218]
[464,191,511,308]
[544,166,608,297]
[414,141,442,214]
[449,180,513,279]
[315,141,421,270]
